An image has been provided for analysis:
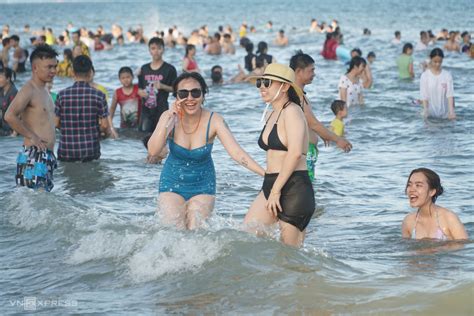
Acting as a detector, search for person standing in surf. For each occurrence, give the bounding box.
[244,63,315,247]
[147,72,264,230]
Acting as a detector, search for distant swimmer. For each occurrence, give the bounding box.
[182,44,200,73]
[402,168,468,240]
[419,48,455,120]
[338,56,366,107]
[274,29,289,46]
[147,72,264,230]
[5,45,58,191]
[397,43,414,79]
[392,31,401,45]
[443,31,461,52]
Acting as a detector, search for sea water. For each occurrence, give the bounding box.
[1,0,473,314]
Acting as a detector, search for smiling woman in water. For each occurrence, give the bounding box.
[402,168,468,240]
[147,72,264,230]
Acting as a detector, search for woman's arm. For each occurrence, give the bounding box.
[401,215,413,238]
[446,210,468,240]
[214,114,265,176]
[266,106,305,215]
[147,109,176,157]
[182,58,189,72]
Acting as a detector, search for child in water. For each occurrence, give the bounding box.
[108,66,143,138]
[330,100,347,137]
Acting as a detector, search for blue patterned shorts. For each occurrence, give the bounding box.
[16,146,57,192]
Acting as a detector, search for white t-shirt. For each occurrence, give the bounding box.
[338,75,362,107]
[420,69,454,119]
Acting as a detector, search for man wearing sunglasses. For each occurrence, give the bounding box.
[290,51,352,153]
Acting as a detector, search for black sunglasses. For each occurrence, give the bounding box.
[177,88,202,99]
[256,78,272,89]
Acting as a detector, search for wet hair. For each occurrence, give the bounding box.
[148,37,164,48]
[395,31,401,37]
[214,33,221,41]
[0,66,14,83]
[223,33,231,39]
[10,34,19,42]
[363,28,371,35]
[172,72,209,99]
[211,65,222,73]
[346,56,366,73]
[245,42,254,54]
[211,70,223,84]
[72,55,93,76]
[289,50,315,71]
[118,66,133,77]
[406,168,444,203]
[351,48,362,57]
[430,48,444,59]
[331,100,346,115]
[367,51,376,59]
[402,43,413,54]
[29,44,58,65]
[239,36,251,48]
[185,44,195,57]
[63,48,73,61]
[256,41,268,54]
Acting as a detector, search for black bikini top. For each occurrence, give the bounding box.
[258,101,290,152]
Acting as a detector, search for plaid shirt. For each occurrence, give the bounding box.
[55,81,108,161]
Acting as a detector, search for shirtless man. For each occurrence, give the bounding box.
[274,30,289,46]
[444,31,461,52]
[5,45,58,191]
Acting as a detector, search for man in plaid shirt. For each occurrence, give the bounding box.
[54,55,110,162]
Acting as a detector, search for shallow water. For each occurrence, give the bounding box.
[1,0,473,314]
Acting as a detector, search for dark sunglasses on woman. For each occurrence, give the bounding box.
[177,88,202,99]
[256,78,272,88]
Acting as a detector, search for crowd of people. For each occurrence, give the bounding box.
[0,18,470,246]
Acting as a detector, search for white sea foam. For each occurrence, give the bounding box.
[128,230,223,282]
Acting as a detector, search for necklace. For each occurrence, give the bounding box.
[181,108,202,134]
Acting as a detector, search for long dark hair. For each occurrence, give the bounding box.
[406,168,444,203]
[287,87,301,107]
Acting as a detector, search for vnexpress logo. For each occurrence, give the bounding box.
[23,296,37,311]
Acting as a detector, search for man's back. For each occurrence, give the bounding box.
[55,81,108,161]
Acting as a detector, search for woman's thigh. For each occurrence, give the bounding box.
[244,191,278,229]
[186,194,215,230]
[279,221,306,247]
[158,192,187,229]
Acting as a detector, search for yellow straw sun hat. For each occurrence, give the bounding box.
[251,63,303,98]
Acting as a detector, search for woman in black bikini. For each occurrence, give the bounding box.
[244,63,315,247]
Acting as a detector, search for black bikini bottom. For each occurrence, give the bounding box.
[262,170,315,231]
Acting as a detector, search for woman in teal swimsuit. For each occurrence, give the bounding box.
[402,168,468,240]
[148,72,264,230]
